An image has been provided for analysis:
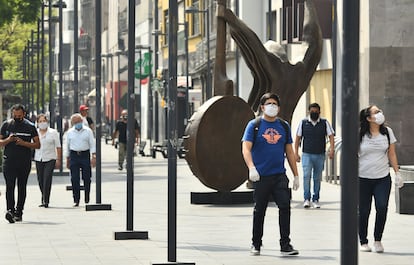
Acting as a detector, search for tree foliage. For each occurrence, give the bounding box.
[0,0,43,27]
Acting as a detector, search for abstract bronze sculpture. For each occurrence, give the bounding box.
[184,0,322,192]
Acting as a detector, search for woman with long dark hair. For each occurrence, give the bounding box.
[358,105,404,253]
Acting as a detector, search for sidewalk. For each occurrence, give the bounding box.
[0,140,413,265]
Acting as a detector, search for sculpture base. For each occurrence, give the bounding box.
[190,191,253,205]
[66,185,84,191]
[114,231,149,240]
[85,204,112,211]
[395,181,414,214]
[150,262,195,265]
[54,171,70,176]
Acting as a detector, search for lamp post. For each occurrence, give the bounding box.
[151,30,167,143]
[114,50,123,125]
[48,0,54,127]
[135,44,152,145]
[51,0,67,173]
[185,4,210,101]
[102,53,114,134]
[41,3,45,112]
[73,0,79,112]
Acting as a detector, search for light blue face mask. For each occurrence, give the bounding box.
[74,122,83,130]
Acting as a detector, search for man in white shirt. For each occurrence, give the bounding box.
[65,113,96,206]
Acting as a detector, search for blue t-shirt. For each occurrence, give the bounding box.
[242,117,292,176]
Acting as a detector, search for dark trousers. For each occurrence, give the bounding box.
[252,174,292,249]
[3,159,32,214]
[69,151,91,203]
[36,160,56,205]
[359,175,391,245]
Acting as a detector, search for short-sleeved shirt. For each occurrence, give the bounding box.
[34,127,61,162]
[115,120,140,144]
[64,126,96,158]
[0,119,38,161]
[242,117,292,176]
[359,127,396,179]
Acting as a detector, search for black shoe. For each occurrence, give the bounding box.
[5,211,15,223]
[39,204,45,207]
[13,213,23,222]
[73,202,79,207]
[118,165,123,170]
[44,204,49,208]
[281,244,299,256]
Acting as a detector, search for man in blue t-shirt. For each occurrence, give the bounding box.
[242,93,300,257]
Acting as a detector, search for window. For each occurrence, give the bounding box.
[191,0,200,36]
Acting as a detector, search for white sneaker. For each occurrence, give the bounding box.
[374,241,384,253]
[250,245,260,256]
[312,200,321,208]
[303,200,310,208]
[360,244,372,252]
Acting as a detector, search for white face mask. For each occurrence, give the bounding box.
[38,122,48,130]
[374,112,385,125]
[263,104,279,117]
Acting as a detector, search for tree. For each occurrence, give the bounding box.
[0,0,43,27]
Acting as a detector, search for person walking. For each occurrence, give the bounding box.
[79,105,94,131]
[0,104,40,223]
[358,105,404,253]
[34,114,62,208]
[294,102,335,208]
[112,110,140,170]
[242,93,300,256]
[65,113,96,207]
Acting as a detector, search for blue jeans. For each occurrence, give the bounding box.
[358,175,391,245]
[252,174,292,249]
[302,152,325,201]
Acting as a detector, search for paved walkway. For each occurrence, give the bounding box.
[1,140,413,265]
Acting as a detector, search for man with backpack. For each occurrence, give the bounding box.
[242,93,300,257]
[294,102,335,209]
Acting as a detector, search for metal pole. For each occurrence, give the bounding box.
[185,21,189,121]
[126,0,136,231]
[154,0,159,143]
[147,48,153,147]
[268,0,272,40]
[341,0,359,265]
[235,0,239,96]
[138,49,142,146]
[167,0,178,261]
[22,48,27,107]
[117,52,120,126]
[31,31,35,115]
[206,7,211,100]
[95,0,102,204]
[110,55,114,134]
[37,22,40,113]
[73,0,79,113]
[58,0,64,172]
[41,4,45,112]
[48,1,54,128]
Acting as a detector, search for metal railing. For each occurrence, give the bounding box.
[325,136,342,184]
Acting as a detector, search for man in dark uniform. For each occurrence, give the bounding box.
[112,110,140,170]
[0,104,40,223]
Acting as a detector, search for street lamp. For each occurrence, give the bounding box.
[114,50,124,122]
[102,53,114,134]
[185,5,211,101]
[135,44,152,145]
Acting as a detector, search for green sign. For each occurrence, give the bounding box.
[135,52,152,79]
